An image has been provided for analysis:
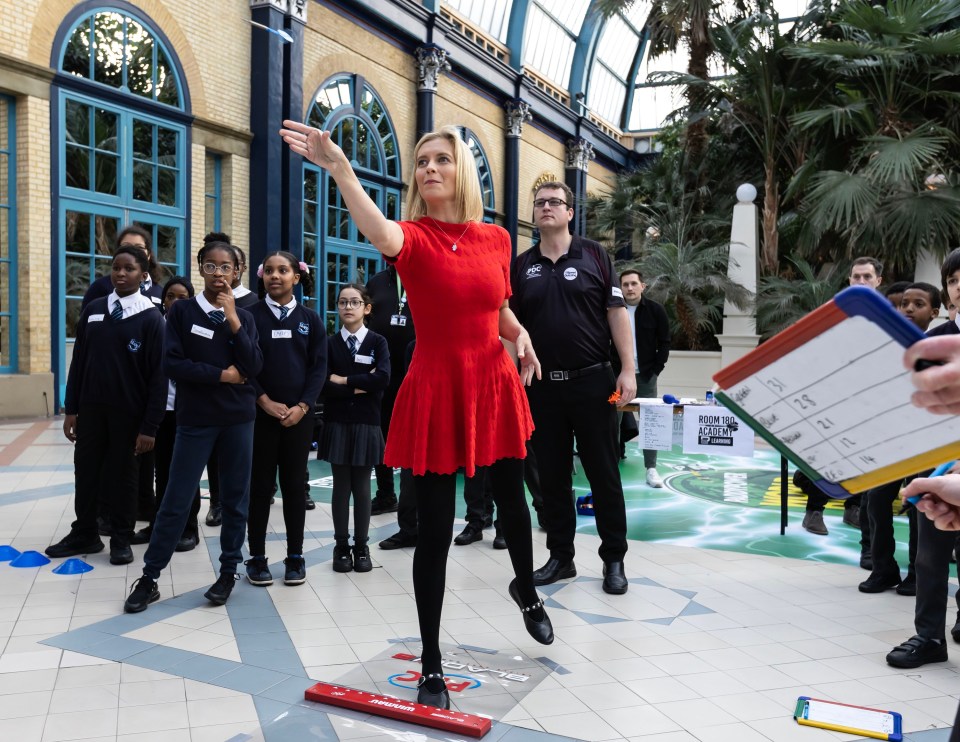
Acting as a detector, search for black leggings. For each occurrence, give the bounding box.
[413,457,536,676]
[331,464,372,544]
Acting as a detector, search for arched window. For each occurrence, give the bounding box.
[456,126,495,222]
[302,74,402,333]
[53,7,189,400]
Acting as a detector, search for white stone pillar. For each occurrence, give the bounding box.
[715,183,761,367]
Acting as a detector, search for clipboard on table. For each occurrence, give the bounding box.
[713,286,960,498]
[794,696,902,740]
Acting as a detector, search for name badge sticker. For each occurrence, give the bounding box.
[191,324,215,339]
[272,329,292,339]
[354,354,374,365]
[88,314,105,323]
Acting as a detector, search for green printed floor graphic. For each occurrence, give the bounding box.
[303,441,920,570]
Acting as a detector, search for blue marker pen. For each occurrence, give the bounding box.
[905,460,956,504]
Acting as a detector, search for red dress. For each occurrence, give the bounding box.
[383,219,534,476]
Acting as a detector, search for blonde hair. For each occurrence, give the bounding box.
[406,125,484,223]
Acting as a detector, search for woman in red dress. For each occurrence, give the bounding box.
[280,121,554,709]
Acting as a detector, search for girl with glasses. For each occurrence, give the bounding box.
[124,238,263,614]
[243,252,326,588]
[280,122,552,711]
[320,283,390,574]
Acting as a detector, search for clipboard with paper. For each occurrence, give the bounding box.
[712,286,960,497]
[794,696,902,740]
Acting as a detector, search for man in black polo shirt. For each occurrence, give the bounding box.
[510,181,636,595]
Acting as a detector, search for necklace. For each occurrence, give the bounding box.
[427,217,471,252]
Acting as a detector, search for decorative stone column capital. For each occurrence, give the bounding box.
[415,45,451,92]
[504,99,532,138]
[565,137,595,171]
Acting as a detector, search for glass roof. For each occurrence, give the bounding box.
[440,0,814,134]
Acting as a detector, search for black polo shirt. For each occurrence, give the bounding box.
[510,235,625,371]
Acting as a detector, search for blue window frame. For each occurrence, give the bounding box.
[0,95,17,373]
[205,153,222,233]
[303,74,402,333]
[457,126,496,222]
[54,7,188,402]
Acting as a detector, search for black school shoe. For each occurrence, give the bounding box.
[305,494,316,511]
[245,556,274,586]
[332,543,353,573]
[886,635,948,668]
[110,544,134,565]
[44,532,105,559]
[379,532,417,550]
[204,573,239,605]
[858,571,901,593]
[284,556,307,585]
[124,576,160,613]
[508,578,554,645]
[370,494,398,516]
[353,544,373,573]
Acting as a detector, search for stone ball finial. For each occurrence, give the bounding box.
[736,183,757,203]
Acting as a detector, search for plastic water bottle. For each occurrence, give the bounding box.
[705,391,714,405]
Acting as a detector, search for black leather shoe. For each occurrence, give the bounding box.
[379,532,417,550]
[304,494,316,511]
[204,573,238,606]
[493,531,507,550]
[859,550,873,571]
[952,613,960,644]
[353,544,372,573]
[416,674,450,709]
[370,495,398,516]
[533,558,576,586]
[124,576,159,613]
[130,527,152,545]
[175,533,198,553]
[332,543,353,572]
[453,524,482,546]
[44,533,104,559]
[858,571,901,593]
[205,506,222,527]
[109,544,134,565]
[602,561,629,594]
[896,574,916,596]
[508,578,554,645]
[886,635,947,668]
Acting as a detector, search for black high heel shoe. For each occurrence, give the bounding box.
[508,578,554,645]
[416,673,450,709]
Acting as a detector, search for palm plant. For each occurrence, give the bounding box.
[785,0,960,271]
[755,257,847,338]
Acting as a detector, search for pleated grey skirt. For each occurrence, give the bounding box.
[319,422,385,467]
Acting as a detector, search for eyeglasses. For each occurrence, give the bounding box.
[534,198,568,209]
[337,298,364,309]
[201,262,236,275]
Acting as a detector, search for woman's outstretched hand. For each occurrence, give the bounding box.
[280,120,345,172]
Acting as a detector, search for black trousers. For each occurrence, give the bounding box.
[72,404,138,548]
[524,442,543,514]
[866,479,917,577]
[374,384,401,499]
[136,449,156,521]
[207,454,220,509]
[247,409,312,556]
[152,410,200,538]
[412,458,535,675]
[527,368,627,563]
[914,511,960,640]
[463,466,495,528]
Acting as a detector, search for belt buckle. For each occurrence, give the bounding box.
[549,370,567,381]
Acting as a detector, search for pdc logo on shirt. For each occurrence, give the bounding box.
[525,264,542,279]
[127,339,142,353]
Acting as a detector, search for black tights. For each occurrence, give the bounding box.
[331,464,372,544]
[413,457,537,687]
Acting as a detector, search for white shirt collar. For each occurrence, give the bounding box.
[195,293,220,314]
[266,295,297,320]
[107,289,155,318]
[340,325,368,345]
[233,284,252,299]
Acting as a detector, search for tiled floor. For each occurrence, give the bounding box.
[0,417,957,741]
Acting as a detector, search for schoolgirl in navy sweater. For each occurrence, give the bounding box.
[244,252,326,587]
[81,225,164,310]
[131,277,203,552]
[47,246,166,565]
[320,283,390,573]
[125,239,262,614]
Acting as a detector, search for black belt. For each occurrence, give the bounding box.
[545,362,611,382]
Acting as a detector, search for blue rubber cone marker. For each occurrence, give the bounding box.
[0,545,21,562]
[52,558,94,575]
[10,550,51,568]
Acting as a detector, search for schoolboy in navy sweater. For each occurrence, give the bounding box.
[244,251,327,587]
[125,240,262,613]
[47,247,166,565]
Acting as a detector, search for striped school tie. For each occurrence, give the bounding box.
[279,305,288,322]
[208,310,225,325]
[111,300,123,321]
[347,335,358,357]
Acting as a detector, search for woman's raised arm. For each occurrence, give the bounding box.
[280,120,404,258]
